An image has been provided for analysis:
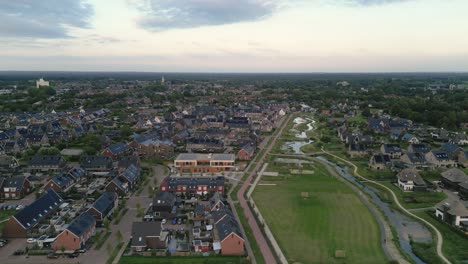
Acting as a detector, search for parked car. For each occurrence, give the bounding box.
[177,218,182,225]
[68,253,79,258]
[161,219,167,224]
[14,250,25,256]
[47,253,59,259]
[27,238,37,244]
[75,249,86,253]
[172,217,177,225]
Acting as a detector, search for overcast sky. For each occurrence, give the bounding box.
[1,0,467,72]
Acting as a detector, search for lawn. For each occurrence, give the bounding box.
[0,210,16,234]
[119,256,249,264]
[252,163,387,264]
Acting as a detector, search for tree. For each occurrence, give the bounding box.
[103,219,110,233]
[116,230,123,242]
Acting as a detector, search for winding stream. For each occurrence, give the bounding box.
[317,156,431,264]
[282,117,315,154]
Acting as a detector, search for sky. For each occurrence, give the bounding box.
[0,0,468,72]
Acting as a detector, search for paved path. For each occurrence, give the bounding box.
[315,158,409,264]
[236,114,292,264]
[321,147,452,264]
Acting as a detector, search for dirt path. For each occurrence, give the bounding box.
[236,114,292,264]
[321,147,451,264]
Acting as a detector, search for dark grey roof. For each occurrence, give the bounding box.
[153,192,176,207]
[121,164,140,183]
[51,174,73,190]
[131,221,162,247]
[162,176,225,191]
[383,143,402,153]
[372,154,391,164]
[67,212,95,237]
[28,155,64,166]
[14,190,62,229]
[68,167,86,180]
[410,143,430,153]
[82,155,113,168]
[4,176,27,191]
[209,192,224,209]
[441,168,468,183]
[213,207,243,241]
[107,142,129,155]
[406,152,427,164]
[92,192,117,215]
[431,151,450,161]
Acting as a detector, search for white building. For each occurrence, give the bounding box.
[36,78,50,88]
[435,198,468,227]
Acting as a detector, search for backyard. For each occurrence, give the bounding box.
[252,162,387,264]
[119,255,250,264]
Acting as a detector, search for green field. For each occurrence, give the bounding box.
[253,163,387,264]
[119,256,249,264]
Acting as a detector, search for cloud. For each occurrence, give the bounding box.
[0,0,93,38]
[333,0,411,6]
[128,0,281,31]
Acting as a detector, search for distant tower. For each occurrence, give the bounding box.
[161,76,165,84]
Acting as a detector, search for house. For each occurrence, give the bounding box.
[43,174,74,193]
[236,143,256,160]
[52,212,96,251]
[369,154,392,170]
[28,155,66,173]
[347,143,368,158]
[87,192,118,225]
[400,152,428,169]
[212,204,244,255]
[174,153,235,174]
[193,240,211,253]
[402,133,419,144]
[1,176,33,199]
[0,155,19,173]
[130,221,168,252]
[450,133,468,145]
[2,190,62,238]
[118,164,140,189]
[440,143,464,160]
[440,168,468,190]
[105,177,129,197]
[159,176,225,194]
[117,155,140,174]
[435,198,468,227]
[426,151,457,168]
[458,151,468,167]
[187,136,224,153]
[152,192,177,219]
[380,143,403,159]
[102,142,131,160]
[408,143,430,154]
[396,169,427,192]
[67,166,87,182]
[81,155,113,175]
[210,192,225,211]
[130,137,174,159]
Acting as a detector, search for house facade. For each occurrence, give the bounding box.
[174,153,235,174]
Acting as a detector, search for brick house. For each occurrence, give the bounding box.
[347,144,368,158]
[1,176,33,199]
[174,153,235,174]
[130,221,168,252]
[236,143,256,161]
[159,176,225,195]
[87,192,118,226]
[2,190,62,238]
[28,155,66,173]
[102,142,131,160]
[212,204,244,255]
[380,143,403,159]
[81,155,113,175]
[43,174,74,193]
[52,212,96,251]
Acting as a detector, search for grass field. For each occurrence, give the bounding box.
[252,163,387,264]
[119,256,249,264]
[0,210,15,234]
